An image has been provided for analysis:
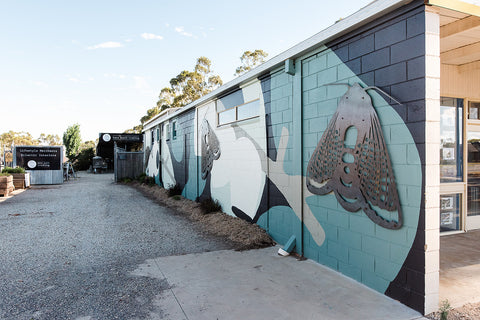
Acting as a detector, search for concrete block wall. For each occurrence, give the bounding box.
[143,0,431,314]
[166,110,195,195]
[178,110,197,200]
[297,2,427,313]
[259,70,303,247]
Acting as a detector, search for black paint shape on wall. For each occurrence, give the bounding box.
[260,74,278,162]
[166,116,193,189]
[232,176,291,223]
[196,174,212,202]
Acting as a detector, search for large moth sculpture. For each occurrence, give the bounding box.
[306,83,403,230]
[200,119,221,179]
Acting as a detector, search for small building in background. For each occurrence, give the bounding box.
[96,133,143,172]
[13,145,64,184]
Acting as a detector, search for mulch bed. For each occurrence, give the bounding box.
[127,182,275,250]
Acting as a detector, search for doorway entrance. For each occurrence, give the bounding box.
[440,97,480,232]
[467,120,480,229]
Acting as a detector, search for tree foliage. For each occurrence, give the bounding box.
[38,133,61,146]
[74,140,96,171]
[63,124,82,161]
[130,56,223,132]
[234,50,269,76]
[0,131,62,147]
[0,131,36,147]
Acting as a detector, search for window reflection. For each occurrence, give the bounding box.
[440,97,463,182]
[440,194,462,232]
[469,101,480,120]
[468,131,480,217]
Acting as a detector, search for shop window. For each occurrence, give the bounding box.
[468,130,480,217]
[440,194,462,232]
[440,97,463,182]
[217,99,260,126]
[172,121,177,140]
[469,101,480,120]
[165,123,170,141]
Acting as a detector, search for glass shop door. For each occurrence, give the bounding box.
[440,97,465,233]
[467,108,480,230]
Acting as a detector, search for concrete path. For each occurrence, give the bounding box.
[440,230,480,308]
[133,247,425,320]
[0,172,426,319]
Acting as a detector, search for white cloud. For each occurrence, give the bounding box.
[66,74,95,83]
[124,39,133,42]
[104,73,127,79]
[33,81,48,88]
[141,33,164,40]
[165,23,170,28]
[174,26,193,37]
[87,41,124,50]
[133,76,150,90]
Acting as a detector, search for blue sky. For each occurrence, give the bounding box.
[0,0,372,142]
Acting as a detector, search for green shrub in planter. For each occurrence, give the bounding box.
[2,167,25,174]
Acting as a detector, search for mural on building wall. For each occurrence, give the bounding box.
[143,4,426,311]
[306,83,403,230]
[145,66,421,291]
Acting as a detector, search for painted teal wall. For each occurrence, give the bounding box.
[301,49,421,290]
[143,1,426,313]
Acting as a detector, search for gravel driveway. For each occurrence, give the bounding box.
[0,172,236,320]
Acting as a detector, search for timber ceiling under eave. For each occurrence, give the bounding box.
[440,7,480,66]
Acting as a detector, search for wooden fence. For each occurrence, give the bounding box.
[114,148,144,182]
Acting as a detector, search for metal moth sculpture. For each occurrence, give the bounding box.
[306,83,403,230]
[200,119,221,179]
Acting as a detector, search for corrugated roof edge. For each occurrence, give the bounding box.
[143,107,180,131]
[142,0,412,132]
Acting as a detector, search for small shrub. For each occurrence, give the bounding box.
[200,197,222,214]
[136,173,147,182]
[145,176,156,186]
[172,195,181,201]
[0,172,12,176]
[120,177,132,183]
[136,173,156,186]
[2,167,25,174]
[167,183,182,197]
[439,299,451,320]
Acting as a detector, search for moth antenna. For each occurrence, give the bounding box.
[364,86,402,105]
[324,82,350,87]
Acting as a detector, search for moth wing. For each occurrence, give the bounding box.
[201,119,221,179]
[357,113,400,212]
[306,112,342,194]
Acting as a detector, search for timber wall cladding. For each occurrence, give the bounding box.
[115,152,144,181]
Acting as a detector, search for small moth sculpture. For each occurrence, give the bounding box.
[306,83,403,230]
[200,119,221,179]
